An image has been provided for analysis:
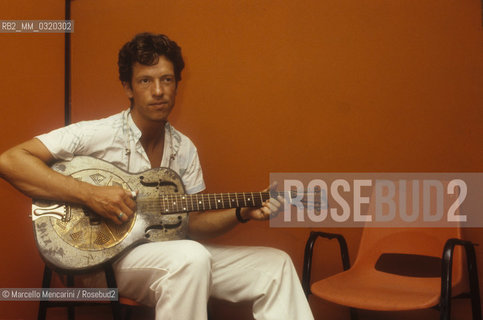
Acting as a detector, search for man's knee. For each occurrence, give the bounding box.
[177,240,213,271]
[255,247,292,265]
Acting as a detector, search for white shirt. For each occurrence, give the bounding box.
[36,109,205,194]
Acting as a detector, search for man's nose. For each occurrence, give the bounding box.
[152,79,164,96]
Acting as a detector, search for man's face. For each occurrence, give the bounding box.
[123,55,177,124]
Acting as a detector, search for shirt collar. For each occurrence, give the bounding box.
[126,109,142,141]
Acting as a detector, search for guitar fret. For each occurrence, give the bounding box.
[191,194,195,211]
[184,194,189,212]
[255,192,261,206]
[217,193,221,209]
[192,194,196,211]
[245,193,252,207]
[222,193,228,209]
[210,194,214,210]
[174,194,178,212]
[264,191,270,202]
[170,195,175,213]
[181,194,187,212]
[229,193,236,208]
[219,193,224,209]
[163,194,169,213]
[206,194,211,210]
[172,194,177,213]
[208,194,214,210]
[222,193,227,208]
[220,193,225,209]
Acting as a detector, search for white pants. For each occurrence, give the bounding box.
[108,240,314,320]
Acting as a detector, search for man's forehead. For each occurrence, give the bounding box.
[132,57,175,76]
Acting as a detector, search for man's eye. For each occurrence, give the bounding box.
[164,77,174,83]
[140,79,150,84]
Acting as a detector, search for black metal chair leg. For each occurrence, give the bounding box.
[440,239,482,320]
[302,231,351,298]
[67,305,75,320]
[104,264,122,320]
[67,274,75,320]
[465,243,481,320]
[350,308,358,320]
[38,266,53,320]
[124,306,132,320]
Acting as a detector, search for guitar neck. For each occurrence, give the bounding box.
[158,191,275,214]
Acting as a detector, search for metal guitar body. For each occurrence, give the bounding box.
[32,156,188,273]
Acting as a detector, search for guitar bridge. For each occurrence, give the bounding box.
[32,204,69,221]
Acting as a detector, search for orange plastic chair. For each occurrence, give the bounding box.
[302,184,481,320]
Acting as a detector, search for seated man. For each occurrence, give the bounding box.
[0,32,314,320]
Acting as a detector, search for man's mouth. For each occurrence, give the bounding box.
[149,102,167,107]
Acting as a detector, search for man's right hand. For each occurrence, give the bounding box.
[84,185,137,225]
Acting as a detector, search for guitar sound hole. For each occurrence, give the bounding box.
[83,207,102,225]
[139,176,179,192]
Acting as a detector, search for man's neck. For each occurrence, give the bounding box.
[130,109,165,139]
[130,110,166,167]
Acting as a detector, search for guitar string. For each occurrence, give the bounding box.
[135,192,270,213]
[132,191,319,213]
[136,193,270,207]
[133,191,317,205]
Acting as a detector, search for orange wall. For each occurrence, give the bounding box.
[0,1,65,319]
[0,1,482,319]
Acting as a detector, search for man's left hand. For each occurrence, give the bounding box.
[241,195,285,221]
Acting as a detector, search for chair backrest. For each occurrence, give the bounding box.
[351,180,464,285]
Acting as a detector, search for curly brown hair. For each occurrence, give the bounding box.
[118,33,185,85]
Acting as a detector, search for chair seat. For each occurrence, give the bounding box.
[119,296,144,306]
[311,267,450,311]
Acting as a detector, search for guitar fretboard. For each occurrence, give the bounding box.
[158,192,273,214]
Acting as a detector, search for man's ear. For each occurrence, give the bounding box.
[122,81,133,99]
